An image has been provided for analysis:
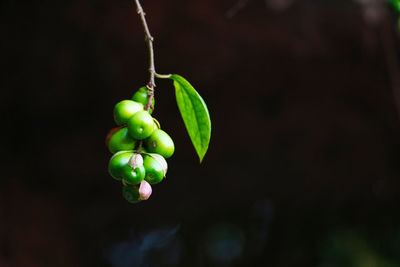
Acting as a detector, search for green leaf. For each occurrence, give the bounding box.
[389,0,400,12]
[169,74,211,162]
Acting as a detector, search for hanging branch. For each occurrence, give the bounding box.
[134,0,156,112]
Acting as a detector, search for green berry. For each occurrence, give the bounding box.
[143,155,165,184]
[105,127,121,148]
[113,100,143,125]
[108,127,136,154]
[146,129,174,158]
[122,185,141,203]
[122,165,145,185]
[132,86,155,114]
[153,118,161,130]
[127,110,155,140]
[108,151,134,181]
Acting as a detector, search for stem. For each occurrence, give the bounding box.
[155,73,172,79]
[134,0,155,112]
[133,0,156,154]
[133,1,171,154]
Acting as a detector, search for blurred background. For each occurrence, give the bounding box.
[1,0,400,266]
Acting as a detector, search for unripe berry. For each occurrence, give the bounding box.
[132,86,155,114]
[146,129,174,158]
[108,151,134,181]
[127,110,155,140]
[108,127,136,154]
[143,155,165,184]
[114,100,143,125]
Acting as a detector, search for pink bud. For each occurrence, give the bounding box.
[138,180,152,200]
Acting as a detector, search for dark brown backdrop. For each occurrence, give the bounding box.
[1,0,400,266]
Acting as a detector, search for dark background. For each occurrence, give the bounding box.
[1,0,400,266]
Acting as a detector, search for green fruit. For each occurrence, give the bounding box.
[108,151,134,180]
[122,185,141,203]
[127,110,155,140]
[108,127,136,154]
[132,86,155,114]
[113,100,143,125]
[143,155,165,184]
[122,165,145,185]
[153,118,161,130]
[146,129,174,158]
[105,127,122,148]
[147,153,168,175]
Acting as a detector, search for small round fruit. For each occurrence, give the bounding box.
[132,86,155,114]
[147,153,168,175]
[113,100,143,125]
[108,127,136,154]
[143,155,165,184]
[122,165,145,185]
[105,127,122,148]
[146,129,174,158]
[127,110,155,140]
[122,185,141,203]
[153,118,161,130]
[108,151,134,181]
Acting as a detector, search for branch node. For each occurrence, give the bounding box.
[146,83,155,92]
[145,35,154,42]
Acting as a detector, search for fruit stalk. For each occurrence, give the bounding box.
[134,0,156,112]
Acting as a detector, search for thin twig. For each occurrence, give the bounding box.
[134,0,156,112]
[133,0,156,153]
[132,1,172,154]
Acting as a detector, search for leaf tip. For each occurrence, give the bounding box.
[197,148,208,163]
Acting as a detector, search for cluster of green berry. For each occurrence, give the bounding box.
[105,86,175,203]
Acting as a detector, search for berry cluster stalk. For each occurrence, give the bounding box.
[134,0,157,153]
[134,0,156,112]
[133,0,172,153]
